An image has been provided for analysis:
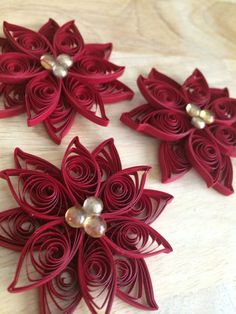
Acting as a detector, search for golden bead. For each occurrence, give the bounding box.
[191,116,206,129]
[57,54,73,69]
[83,197,104,215]
[199,109,215,124]
[40,54,56,70]
[186,103,201,118]
[52,64,68,78]
[84,215,107,238]
[65,206,86,228]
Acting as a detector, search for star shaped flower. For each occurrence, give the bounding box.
[121,68,236,195]
[0,19,133,143]
[0,137,173,313]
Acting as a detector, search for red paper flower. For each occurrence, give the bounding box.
[0,19,133,144]
[121,68,236,195]
[0,137,173,313]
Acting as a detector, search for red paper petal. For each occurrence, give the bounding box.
[182,69,210,107]
[128,189,173,224]
[3,21,52,58]
[0,37,13,53]
[83,43,112,59]
[116,255,158,310]
[186,130,222,187]
[39,259,82,314]
[96,80,134,104]
[159,140,192,182]
[148,68,182,91]
[8,220,82,292]
[0,207,41,251]
[209,87,229,102]
[0,169,71,220]
[137,74,186,111]
[206,97,236,125]
[63,75,109,126]
[0,52,42,83]
[0,83,26,118]
[62,137,101,204]
[78,237,116,314]
[104,216,172,259]
[26,72,61,126]
[208,125,236,157]
[213,154,234,196]
[70,56,125,84]
[44,96,77,145]
[38,18,60,45]
[92,138,122,181]
[121,104,192,141]
[100,166,150,216]
[53,20,84,58]
[14,147,62,181]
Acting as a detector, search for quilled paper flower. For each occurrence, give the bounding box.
[121,68,236,195]
[0,137,173,313]
[0,19,133,144]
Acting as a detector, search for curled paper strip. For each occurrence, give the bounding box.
[0,137,173,313]
[121,68,236,195]
[0,19,134,143]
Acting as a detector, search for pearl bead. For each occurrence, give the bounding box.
[199,109,215,124]
[65,206,86,228]
[83,197,104,215]
[56,54,73,69]
[191,116,206,129]
[40,54,56,70]
[84,215,107,238]
[186,103,201,118]
[52,64,68,78]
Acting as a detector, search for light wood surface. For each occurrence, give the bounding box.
[0,1,236,313]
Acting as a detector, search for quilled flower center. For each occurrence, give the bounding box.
[65,196,107,238]
[40,53,73,78]
[186,103,215,129]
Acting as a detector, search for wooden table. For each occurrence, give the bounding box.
[0,1,235,313]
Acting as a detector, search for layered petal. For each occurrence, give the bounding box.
[116,255,158,310]
[83,43,112,59]
[206,97,236,125]
[26,72,61,126]
[40,259,82,314]
[0,169,71,220]
[0,207,41,251]
[63,75,109,126]
[78,237,116,314]
[159,140,192,182]
[208,125,236,157]
[182,69,210,107]
[3,21,52,57]
[62,137,101,204]
[104,216,172,258]
[38,18,60,45]
[213,154,234,196]
[8,220,82,292]
[209,87,229,102]
[100,166,150,216]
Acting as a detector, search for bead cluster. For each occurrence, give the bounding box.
[186,103,215,129]
[65,197,107,238]
[40,53,73,78]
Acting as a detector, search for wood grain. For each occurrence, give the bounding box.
[0,0,236,313]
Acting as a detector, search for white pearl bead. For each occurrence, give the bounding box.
[191,116,206,129]
[40,54,56,70]
[65,206,86,228]
[199,109,215,124]
[84,215,107,238]
[83,197,104,215]
[186,103,201,118]
[56,54,73,69]
[52,64,68,78]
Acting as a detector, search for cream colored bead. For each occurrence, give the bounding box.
[56,54,73,69]
[186,103,201,118]
[40,54,56,70]
[83,197,104,215]
[52,64,68,78]
[191,116,206,129]
[65,206,86,228]
[84,215,107,238]
[199,109,215,124]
